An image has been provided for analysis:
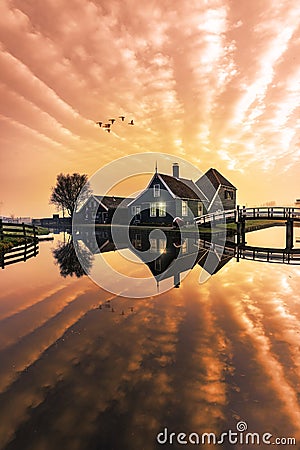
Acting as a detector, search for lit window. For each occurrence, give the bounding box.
[225,190,234,200]
[150,203,156,217]
[158,202,166,217]
[182,201,188,216]
[154,184,160,197]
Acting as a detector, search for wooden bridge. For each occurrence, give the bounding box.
[195,206,300,226]
[0,221,39,269]
[195,206,300,250]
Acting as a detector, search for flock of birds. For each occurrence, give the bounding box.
[96,115,134,133]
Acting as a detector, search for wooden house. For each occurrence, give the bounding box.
[127,163,208,226]
[78,195,134,224]
[195,168,236,212]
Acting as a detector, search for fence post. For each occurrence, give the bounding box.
[0,218,3,241]
[22,222,27,261]
[33,224,38,256]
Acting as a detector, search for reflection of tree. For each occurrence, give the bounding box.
[52,236,93,278]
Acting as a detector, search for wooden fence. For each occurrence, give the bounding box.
[0,220,39,269]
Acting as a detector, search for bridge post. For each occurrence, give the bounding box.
[285,219,294,250]
[236,205,241,244]
[241,219,246,245]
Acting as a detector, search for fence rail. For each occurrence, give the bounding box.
[0,220,39,269]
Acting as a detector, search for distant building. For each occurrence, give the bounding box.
[32,214,71,229]
[0,216,32,224]
[127,163,208,226]
[195,168,236,212]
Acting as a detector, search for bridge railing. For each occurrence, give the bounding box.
[194,209,236,225]
[238,207,300,220]
[195,207,300,226]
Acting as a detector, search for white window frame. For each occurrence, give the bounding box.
[153,184,161,197]
[158,202,166,217]
[150,203,156,217]
[182,200,188,216]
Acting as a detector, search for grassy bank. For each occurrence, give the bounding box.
[0,226,50,252]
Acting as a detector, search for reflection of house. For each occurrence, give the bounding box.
[129,228,202,288]
[74,227,128,254]
[128,163,208,226]
[196,168,236,212]
[79,195,134,224]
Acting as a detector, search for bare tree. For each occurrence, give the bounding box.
[50,173,91,217]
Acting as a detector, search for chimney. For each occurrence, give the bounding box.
[172,163,179,178]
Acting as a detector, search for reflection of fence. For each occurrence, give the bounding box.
[1,241,39,268]
[0,220,39,269]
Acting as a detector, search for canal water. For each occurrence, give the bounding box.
[0,227,300,449]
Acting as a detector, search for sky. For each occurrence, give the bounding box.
[0,0,299,217]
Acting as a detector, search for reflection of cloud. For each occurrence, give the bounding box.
[1,241,300,446]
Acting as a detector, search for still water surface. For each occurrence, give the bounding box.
[0,227,300,449]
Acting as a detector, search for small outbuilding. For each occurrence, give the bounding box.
[195,168,236,212]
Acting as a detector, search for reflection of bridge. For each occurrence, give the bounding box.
[195,207,300,250]
[198,240,300,265]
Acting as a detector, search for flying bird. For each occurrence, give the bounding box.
[103,123,111,128]
[105,128,111,133]
[109,118,115,124]
[96,121,102,127]
[128,119,134,125]
[119,116,125,121]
